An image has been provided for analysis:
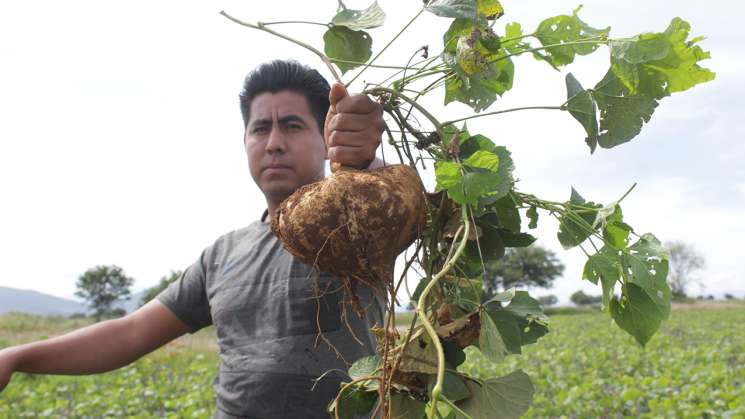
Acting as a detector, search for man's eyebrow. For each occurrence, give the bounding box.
[249,118,272,128]
[277,114,308,126]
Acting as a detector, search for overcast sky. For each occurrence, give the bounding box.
[0,0,742,305]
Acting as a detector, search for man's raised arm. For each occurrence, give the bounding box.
[0,300,191,392]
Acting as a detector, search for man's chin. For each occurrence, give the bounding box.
[261,182,299,202]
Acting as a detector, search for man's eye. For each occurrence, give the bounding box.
[252,126,269,134]
[287,124,303,132]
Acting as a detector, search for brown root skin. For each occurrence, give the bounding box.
[271,164,426,316]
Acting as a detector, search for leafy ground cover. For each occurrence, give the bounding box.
[1,305,742,418]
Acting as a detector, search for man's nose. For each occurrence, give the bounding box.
[265,126,287,154]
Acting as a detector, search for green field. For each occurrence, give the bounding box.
[1,305,743,418]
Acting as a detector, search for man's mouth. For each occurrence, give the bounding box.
[263,163,293,173]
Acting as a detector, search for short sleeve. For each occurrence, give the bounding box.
[157,249,213,333]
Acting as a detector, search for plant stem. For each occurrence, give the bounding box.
[330,58,426,71]
[365,87,443,132]
[220,11,342,83]
[441,396,474,419]
[346,7,425,87]
[442,105,563,126]
[489,39,608,64]
[261,20,330,27]
[617,183,638,204]
[416,205,470,418]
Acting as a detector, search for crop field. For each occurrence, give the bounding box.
[1,304,743,418]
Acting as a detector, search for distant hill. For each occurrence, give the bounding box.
[0,286,145,317]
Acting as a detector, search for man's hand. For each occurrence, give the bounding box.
[324,83,384,171]
[0,348,19,392]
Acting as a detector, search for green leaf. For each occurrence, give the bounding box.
[526,205,538,229]
[582,246,621,309]
[610,282,666,347]
[479,309,509,363]
[571,5,610,55]
[456,170,503,205]
[436,161,463,191]
[477,0,503,20]
[428,371,471,402]
[556,188,601,249]
[444,51,514,112]
[465,213,505,264]
[331,1,386,31]
[426,0,478,20]
[534,14,580,66]
[621,233,671,319]
[436,159,508,205]
[492,195,520,232]
[459,134,496,159]
[327,386,377,419]
[484,287,515,304]
[498,230,536,248]
[602,205,631,248]
[591,70,659,148]
[491,146,514,200]
[534,9,607,67]
[457,371,534,419]
[464,150,499,172]
[502,22,530,54]
[485,291,549,354]
[565,73,599,153]
[609,18,715,99]
[390,393,426,419]
[443,19,477,53]
[443,340,467,368]
[323,26,373,74]
[348,355,380,380]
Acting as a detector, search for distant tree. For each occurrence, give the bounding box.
[483,245,565,300]
[706,295,715,300]
[139,270,183,307]
[666,240,706,300]
[538,295,558,307]
[724,293,734,300]
[570,290,602,307]
[75,265,134,321]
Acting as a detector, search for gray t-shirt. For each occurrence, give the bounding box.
[158,217,384,419]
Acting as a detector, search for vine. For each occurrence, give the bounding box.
[222,1,715,417]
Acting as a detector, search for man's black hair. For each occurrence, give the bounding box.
[239,60,330,134]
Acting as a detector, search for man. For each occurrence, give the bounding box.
[0,60,387,418]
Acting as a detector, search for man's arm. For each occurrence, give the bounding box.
[0,299,191,392]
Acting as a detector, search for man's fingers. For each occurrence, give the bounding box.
[329,112,385,133]
[334,93,382,115]
[327,145,373,169]
[328,130,381,148]
[328,83,348,112]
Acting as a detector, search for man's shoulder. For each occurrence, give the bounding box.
[212,221,267,248]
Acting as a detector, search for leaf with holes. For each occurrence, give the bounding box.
[323,26,373,73]
[331,1,386,31]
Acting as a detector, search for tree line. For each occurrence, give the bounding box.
[74,267,181,320]
[75,240,711,319]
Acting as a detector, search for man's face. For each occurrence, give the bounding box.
[244,90,326,204]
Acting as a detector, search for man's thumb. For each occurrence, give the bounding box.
[328,83,348,112]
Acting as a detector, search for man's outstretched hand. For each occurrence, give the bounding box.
[0,349,18,393]
[324,83,384,171]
